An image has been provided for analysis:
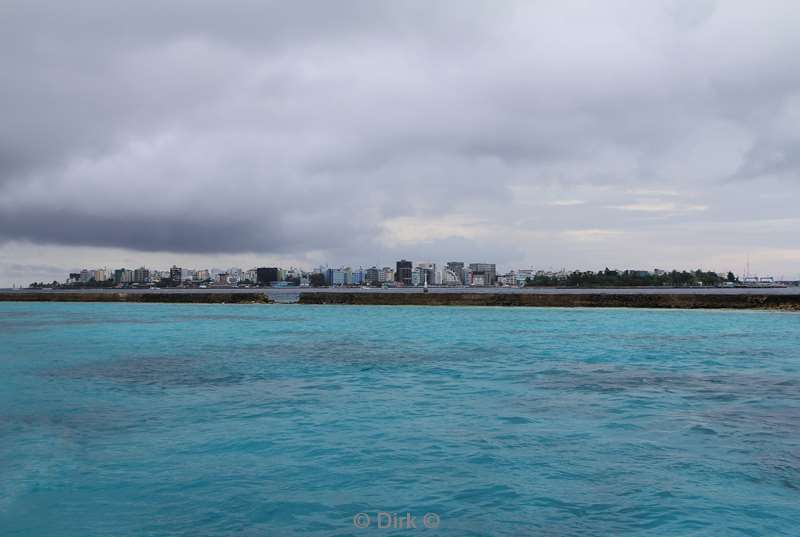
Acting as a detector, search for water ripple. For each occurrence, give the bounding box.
[1,303,799,536]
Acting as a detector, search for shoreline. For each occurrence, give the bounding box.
[2,290,800,310]
[298,291,800,311]
[0,292,270,304]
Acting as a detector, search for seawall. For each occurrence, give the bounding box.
[3,290,800,310]
[298,292,800,311]
[0,292,270,304]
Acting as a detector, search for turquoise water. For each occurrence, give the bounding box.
[1,303,799,536]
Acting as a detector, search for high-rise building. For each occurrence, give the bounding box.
[396,260,412,286]
[416,262,436,286]
[113,269,134,284]
[325,267,351,286]
[114,268,134,284]
[169,266,183,285]
[133,267,149,284]
[412,267,422,287]
[93,269,107,282]
[227,268,243,283]
[446,262,466,284]
[256,267,279,285]
[468,263,497,286]
[365,266,381,285]
[442,268,461,285]
[243,269,257,283]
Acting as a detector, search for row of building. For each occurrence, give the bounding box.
[68,266,304,286]
[376,261,500,287]
[57,264,797,289]
[66,261,545,287]
[316,262,508,287]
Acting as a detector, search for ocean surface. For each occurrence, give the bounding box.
[1,303,799,536]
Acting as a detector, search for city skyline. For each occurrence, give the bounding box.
[2,2,800,287]
[21,256,788,291]
[3,251,794,289]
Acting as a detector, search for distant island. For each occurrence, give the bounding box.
[21,262,795,290]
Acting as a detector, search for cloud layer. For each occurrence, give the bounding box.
[1,1,800,284]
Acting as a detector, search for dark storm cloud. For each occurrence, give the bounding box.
[1,0,799,270]
[0,208,284,254]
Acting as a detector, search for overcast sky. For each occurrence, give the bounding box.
[1,1,799,286]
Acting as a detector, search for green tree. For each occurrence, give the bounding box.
[309,273,327,287]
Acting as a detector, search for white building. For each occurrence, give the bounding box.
[242,269,257,283]
[470,273,486,286]
[442,268,461,285]
[227,267,243,282]
[497,272,518,286]
[120,269,135,284]
[416,262,436,286]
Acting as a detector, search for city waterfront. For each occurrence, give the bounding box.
[1,303,799,536]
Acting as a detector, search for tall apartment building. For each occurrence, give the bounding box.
[241,269,257,283]
[416,262,436,286]
[446,262,466,284]
[256,267,279,285]
[113,268,134,284]
[395,260,412,286]
[133,267,150,284]
[227,268,243,282]
[468,263,497,286]
[325,267,351,286]
[365,266,381,285]
[169,266,183,284]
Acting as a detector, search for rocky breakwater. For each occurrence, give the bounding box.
[298,292,800,311]
[0,292,271,304]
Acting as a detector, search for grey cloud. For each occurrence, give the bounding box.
[0,208,282,254]
[1,1,799,274]
[0,261,68,286]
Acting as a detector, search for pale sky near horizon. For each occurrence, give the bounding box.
[2,1,800,286]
